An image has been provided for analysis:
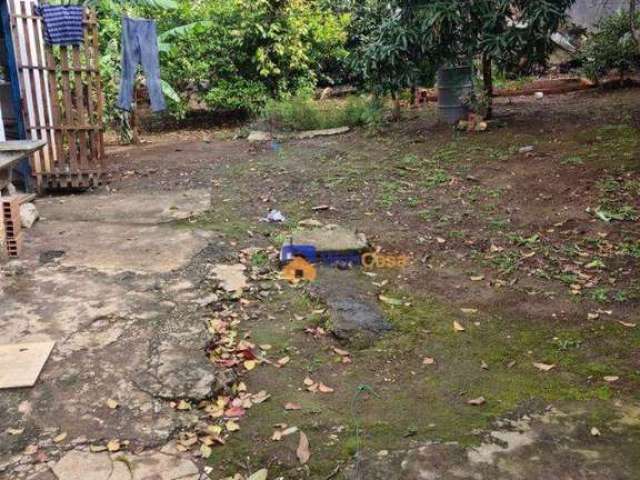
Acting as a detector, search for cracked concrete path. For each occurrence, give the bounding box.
[0,190,229,479]
[345,405,640,480]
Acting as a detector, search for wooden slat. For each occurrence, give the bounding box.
[11,3,106,190]
[11,0,41,183]
[72,47,88,171]
[44,43,64,173]
[20,0,47,173]
[90,9,105,163]
[18,64,99,73]
[24,0,54,171]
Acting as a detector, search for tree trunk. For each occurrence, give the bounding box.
[482,54,493,120]
[631,0,640,49]
[391,92,402,121]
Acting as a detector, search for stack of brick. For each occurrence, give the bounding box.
[1,197,22,258]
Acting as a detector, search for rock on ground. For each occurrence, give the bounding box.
[309,268,391,347]
[49,446,199,480]
[291,225,368,253]
[20,203,39,229]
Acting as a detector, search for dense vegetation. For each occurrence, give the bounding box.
[94,0,350,122]
[582,9,640,82]
[90,0,640,129]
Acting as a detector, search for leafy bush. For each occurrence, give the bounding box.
[262,95,383,131]
[582,11,640,81]
[95,0,350,121]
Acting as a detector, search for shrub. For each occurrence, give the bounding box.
[95,0,350,120]
[581,11,640,82]
[262,95,383,131]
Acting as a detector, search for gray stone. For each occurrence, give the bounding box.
[296,126,350,140]
[143,340,236,401]
[247,131,272,142]
[309,268,391,347]
[130,450,198,480]
[327,298,392,343]
[291,225,368,253]
[20,203,39,229]
[51,451,112,480]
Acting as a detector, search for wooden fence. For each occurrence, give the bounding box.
[9,1,105,191]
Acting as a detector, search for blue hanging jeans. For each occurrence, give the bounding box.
[117,17,166,112]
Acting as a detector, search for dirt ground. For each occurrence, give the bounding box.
[1,88,639,480]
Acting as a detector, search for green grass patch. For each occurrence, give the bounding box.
[262,95,383,131]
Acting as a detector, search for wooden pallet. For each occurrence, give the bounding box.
[9,1,105,191]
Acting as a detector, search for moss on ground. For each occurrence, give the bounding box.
[207,285,640,478]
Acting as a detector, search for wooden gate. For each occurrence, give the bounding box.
[8,0,105,191]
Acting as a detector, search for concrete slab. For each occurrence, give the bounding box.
[29,221,209,273]
[36,190,210,225]
[0,341,54,389]
[51,451,112,480]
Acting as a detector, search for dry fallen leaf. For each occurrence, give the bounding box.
[179,435,199,448]
[379,295,403,306]
[24,445,38,455]
[604,376,620,383]
[107,439,121,452]
[303,377,315,387]
[461,308,478,315]
[106,399,119,410]
[423,357,435,366]
[533,362,556,372]
[333,347,350,357]
[284,402,302,411]
[318,383,334,393]
[7,428,24,436]
[297,431,311,465]
[618,321,637,328]
[469,275,485,282]
[271,430,283,441]
[200,444,213,459]
[244,360,257,371]
[226,420,240,432]
[90,445,107,453]
[277,356,290,367]
[53,432,67,443]
[252,391,271,404]
[176,400,192,411]
[224,406,246,418]
[481,360,489,370]
[248,469,268,480]
[591,427,601,437]
[282,426,299,436]
[453,321,466,332]
[467,396,486,406]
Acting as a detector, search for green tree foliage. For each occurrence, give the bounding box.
[425,0,575,116]
[94,0,349,120]
[351,0,575,117]
[582,10,640,82]
[349,1,437,97]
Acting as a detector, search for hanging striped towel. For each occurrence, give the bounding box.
[38,5,84,46]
